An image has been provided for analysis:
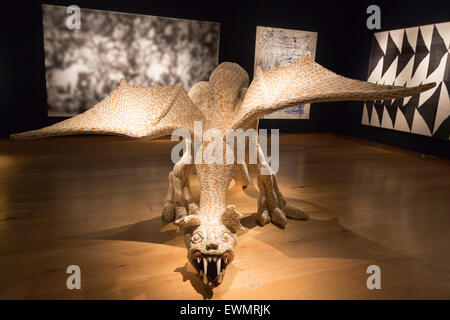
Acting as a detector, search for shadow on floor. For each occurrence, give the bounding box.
[69,184,438,299]
[173,262,238,300]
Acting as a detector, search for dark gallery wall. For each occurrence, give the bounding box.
[0,0,449,158]
[332,1,450,159]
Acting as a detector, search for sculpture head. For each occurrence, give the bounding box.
[175,205,243,287]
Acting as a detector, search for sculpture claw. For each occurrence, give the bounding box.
[162,202,176,222]
[161,161,198,223]
[188,203,199,215]
[284,204,309,220]
[256,168,308,228]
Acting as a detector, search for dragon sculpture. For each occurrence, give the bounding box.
[11,54,434,287]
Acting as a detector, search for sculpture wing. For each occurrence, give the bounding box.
[188,62,249,130]
[10,79,202,140]
[231,55,436,129]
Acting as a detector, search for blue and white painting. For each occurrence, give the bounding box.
[254,26,317,119]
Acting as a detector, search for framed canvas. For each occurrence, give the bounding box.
[42,4,220,116]
[362,22,450,140]
[254,26,318,119]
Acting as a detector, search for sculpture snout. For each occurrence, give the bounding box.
[206,243,219,251]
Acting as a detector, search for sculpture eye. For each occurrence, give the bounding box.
[191,232,203,243]
[220,232,232,242]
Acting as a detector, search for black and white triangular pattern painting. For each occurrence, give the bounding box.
[362,22,450,140]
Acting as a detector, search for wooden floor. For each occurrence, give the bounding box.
[0,133,449,299]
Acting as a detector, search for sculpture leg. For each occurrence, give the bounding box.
[162,152,198,222]
[252,144,308,228]
[233,163,251,190]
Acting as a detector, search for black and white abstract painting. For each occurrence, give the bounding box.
[254,26,317,119]
[362,22,450,140]
[42,4,220,116]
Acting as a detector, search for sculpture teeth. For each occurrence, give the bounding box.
[208,281,212,286]
[203,273,208,285]
[197,257,201,264]
[200,270,203,276]
[217,258,221,275]
[208,257,212,262]
[213,257,217,262]
[203,258,207,277]
[224,258,228,264]
[218,273,223,283]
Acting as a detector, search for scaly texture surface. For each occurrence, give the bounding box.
[10,57,435,288]
[232,55,435,129]
[10,80,202,140]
